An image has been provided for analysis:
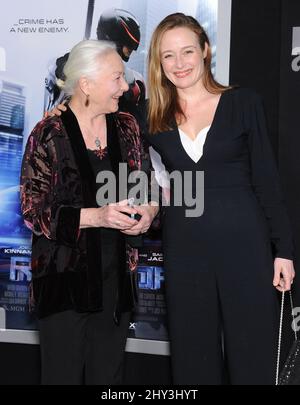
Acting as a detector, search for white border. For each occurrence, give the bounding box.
[0,329,170,356]
[0,305,171,354]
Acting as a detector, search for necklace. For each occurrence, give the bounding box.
[93,136,107,159]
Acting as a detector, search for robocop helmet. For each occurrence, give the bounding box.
[97,8,140,62]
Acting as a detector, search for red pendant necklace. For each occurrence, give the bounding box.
[94,136,107,159]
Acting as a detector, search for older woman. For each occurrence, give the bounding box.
[20,40,158,385]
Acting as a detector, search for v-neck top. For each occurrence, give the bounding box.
[147,91,225,188]
[178,125,211,163]
[149,123,211,189]
[143,87,293,260]
[87,148,122,280]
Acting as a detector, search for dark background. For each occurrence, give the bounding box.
[1,0,299,384]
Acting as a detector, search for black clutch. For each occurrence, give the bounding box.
[276,290,300,385]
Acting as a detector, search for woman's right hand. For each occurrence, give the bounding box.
[80,200,139,230]
[44,100,67,118]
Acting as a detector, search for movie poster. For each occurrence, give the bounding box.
[129,241,167,341]
[0,0,226,351]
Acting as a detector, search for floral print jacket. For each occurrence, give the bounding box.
[20,107,151,320]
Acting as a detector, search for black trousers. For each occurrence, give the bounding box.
[39,273,130,385]
[163,188,281,385]
[164,258,279,385]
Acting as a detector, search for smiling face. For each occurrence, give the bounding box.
[160,26,207,91]
[86,51,129,113]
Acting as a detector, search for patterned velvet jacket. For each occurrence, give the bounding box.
[20,107,150,320]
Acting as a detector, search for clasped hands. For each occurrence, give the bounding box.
[100,199,159,235]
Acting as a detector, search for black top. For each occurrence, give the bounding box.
[87,148,122,280]
[143,88,294,259]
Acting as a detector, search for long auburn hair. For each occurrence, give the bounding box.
[147,13,230,134]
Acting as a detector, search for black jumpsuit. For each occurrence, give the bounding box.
[144,88,294,385]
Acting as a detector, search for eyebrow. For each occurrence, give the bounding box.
[160,45,197,55]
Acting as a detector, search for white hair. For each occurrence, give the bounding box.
[56,39,117,96]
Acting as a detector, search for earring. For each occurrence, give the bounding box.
[85,94,90,107]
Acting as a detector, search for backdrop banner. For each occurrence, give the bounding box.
[0,0,225,352]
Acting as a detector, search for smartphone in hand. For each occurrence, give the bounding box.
[127,198,142,221]
[124,212,142,221]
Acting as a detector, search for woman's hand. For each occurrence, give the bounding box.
[273,258,295,292]
[44,100,67,118]
[80,200,138,230]
[121,203,159,236]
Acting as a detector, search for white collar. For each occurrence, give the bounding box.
[178,125,211,163]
